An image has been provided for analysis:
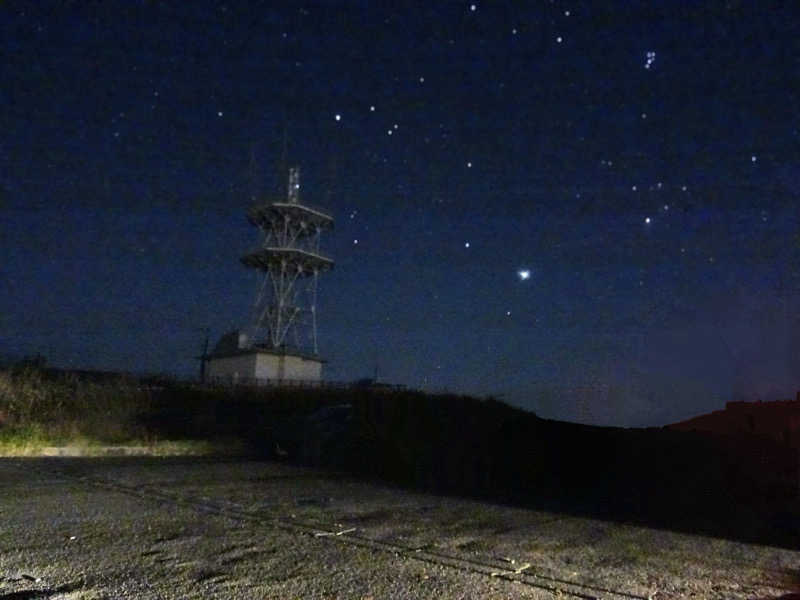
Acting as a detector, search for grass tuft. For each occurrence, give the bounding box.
[0,367,184,454]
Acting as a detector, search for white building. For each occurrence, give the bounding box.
[206,330,324,385]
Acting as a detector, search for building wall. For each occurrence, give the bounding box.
[254,353,322,381]
[208,351,323,383]
[206,353,258,383]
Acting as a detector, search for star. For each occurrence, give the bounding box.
[518,269,531,281]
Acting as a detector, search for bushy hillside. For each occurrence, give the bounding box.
[1,366,796,547]
[0,367,151,447]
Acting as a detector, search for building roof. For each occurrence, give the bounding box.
[208,331,325,362]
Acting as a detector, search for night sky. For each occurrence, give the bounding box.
[2,1,799,427]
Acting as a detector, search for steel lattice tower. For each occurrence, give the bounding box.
[241,167,334,355]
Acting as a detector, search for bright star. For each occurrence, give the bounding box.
[518,269,531,281]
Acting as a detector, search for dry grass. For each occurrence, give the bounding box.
[0,367,153,451]
[0,367,254,456]
[0,437,231,457]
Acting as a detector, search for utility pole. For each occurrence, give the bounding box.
[195,328,210,383]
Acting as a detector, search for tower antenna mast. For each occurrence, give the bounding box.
[241,167,334,355]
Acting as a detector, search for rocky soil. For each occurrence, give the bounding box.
[1,457,798,599]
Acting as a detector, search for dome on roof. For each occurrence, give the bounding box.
[210,330,249,356]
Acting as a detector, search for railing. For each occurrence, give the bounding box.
[204,376,406,391]
[0,364,408,393]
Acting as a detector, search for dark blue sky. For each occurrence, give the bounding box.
[2,1,799,426]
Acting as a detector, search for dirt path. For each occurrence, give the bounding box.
[1,458,798,599]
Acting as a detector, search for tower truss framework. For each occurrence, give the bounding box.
[241,167,333,355]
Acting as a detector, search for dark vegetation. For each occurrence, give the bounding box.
[0,366,152,445]
[2,366,798,549]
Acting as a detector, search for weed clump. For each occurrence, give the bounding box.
[0,367,151,451]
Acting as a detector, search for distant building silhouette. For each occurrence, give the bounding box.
[667,393,800,449]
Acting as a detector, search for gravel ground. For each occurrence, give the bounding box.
[1,457,798,599]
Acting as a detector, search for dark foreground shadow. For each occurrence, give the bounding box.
[140,384,800,551]
[0,580,84,600]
